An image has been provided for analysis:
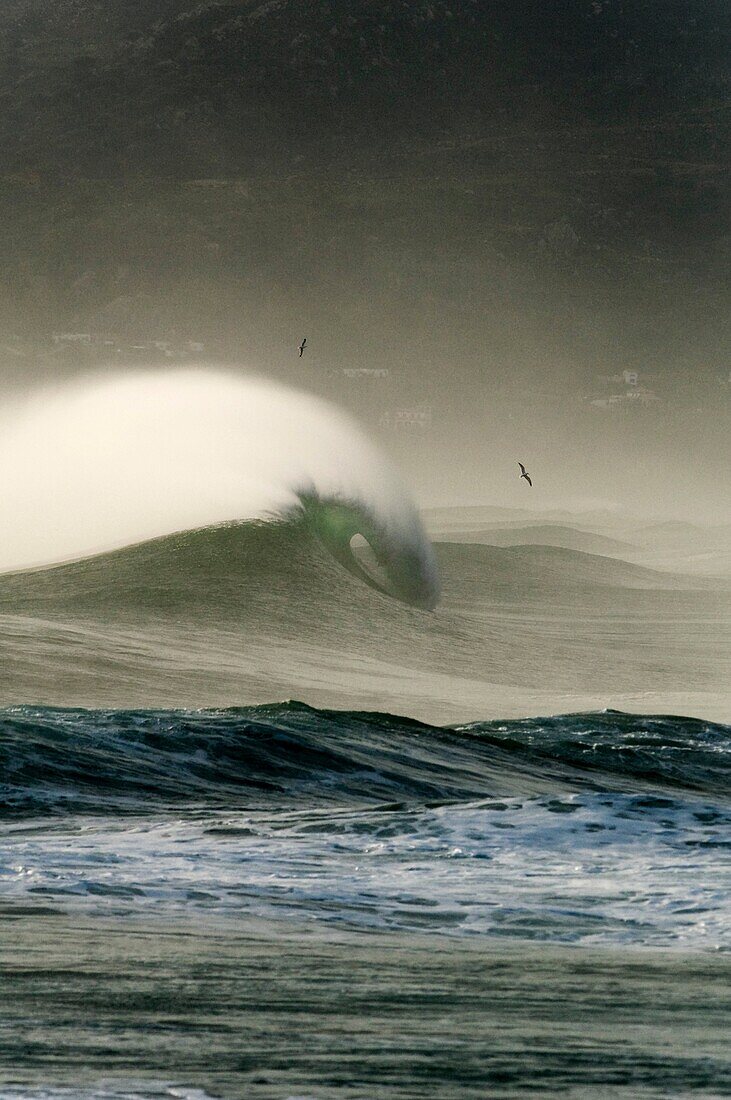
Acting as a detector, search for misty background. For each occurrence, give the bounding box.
[0,0,729,521]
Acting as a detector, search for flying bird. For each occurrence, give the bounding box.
[298,337,307,357]
[518,462,532,487]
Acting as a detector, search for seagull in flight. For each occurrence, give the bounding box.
[518,462,532,487]
[298,337,307,357]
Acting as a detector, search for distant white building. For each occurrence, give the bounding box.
[52,332,92,346]
[380,405,433,430]
[342,367,390,379]
[590,366,662,409]
[589,387,661,409]
[589,394,623,409]
[625,386,661,406]
[602,369,641,386]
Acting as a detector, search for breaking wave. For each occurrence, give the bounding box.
[0,369,438,609]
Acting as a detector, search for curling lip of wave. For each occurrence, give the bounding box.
[292,490,439,610]
[0,369,439,609]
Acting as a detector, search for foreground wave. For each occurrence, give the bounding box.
[1,703,729,818]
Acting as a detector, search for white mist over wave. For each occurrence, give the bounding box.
[0,368,430,576]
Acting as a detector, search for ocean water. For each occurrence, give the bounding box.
[1,703,730,948]
[1,516,730,1097]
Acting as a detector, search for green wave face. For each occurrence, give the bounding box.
[295,492,440,611]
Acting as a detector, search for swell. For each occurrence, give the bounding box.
[0,502,438,619]
[0,516,728,725]
[0,511,721,627]
[1,703,728,820]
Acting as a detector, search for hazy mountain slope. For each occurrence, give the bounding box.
[630,521,731,550]
[423,511,731,578]
[436,541,728,595]
[432,524,636,557]
[0,0,727,178]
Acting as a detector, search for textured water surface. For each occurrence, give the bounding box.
[1,704,729,951]
[1,914,729,1099]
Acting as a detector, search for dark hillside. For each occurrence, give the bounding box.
[0,1,728,175]
[0,1,728,414]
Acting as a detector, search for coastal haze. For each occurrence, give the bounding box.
[0,4,730,1100]
[0,0,729,523]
